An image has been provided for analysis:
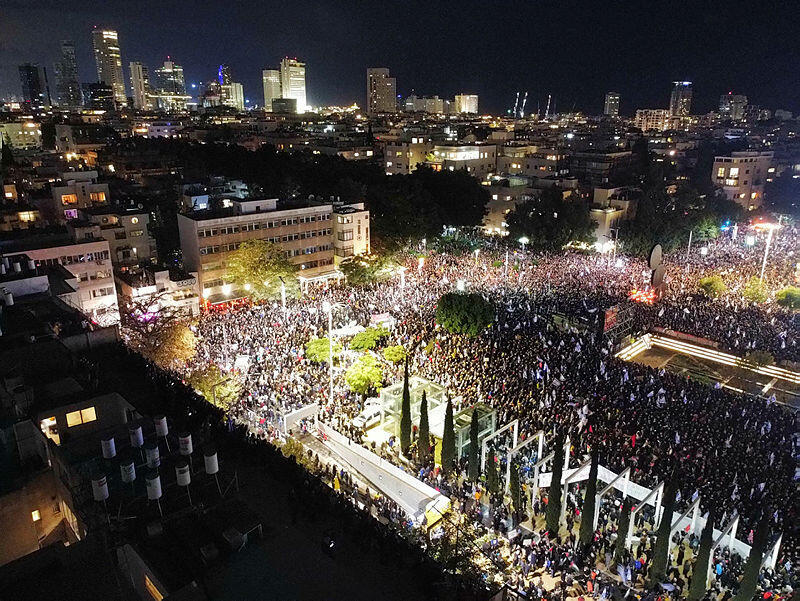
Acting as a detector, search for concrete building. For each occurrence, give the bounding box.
[404,95,447,114]
[604,92,620,117]
[49,171,109,222]
[280,58,306,113]
[719,92,747,121]
[75,206,157,268]
[634,109,670,132]
[129,61,153,110]
[590,186,640,251]
[3,236,119,325]
[427,144,497,178]
[53,41,82,107]
[712,151,774,209]
[669,81,692,116]
[91,28,126,106]
[178,198,369,302]
[570,151,635,186]
[116,265,200,316]
[454,94,478,114]
[497,147,568,178]
[262,68,281,111]
[0,121,42,150]
[366,68,397,115]
[383,136,432,175]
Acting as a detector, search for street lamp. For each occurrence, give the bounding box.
[759,223,781,281]
[518,236,529,252]
[322,301,334,412]
[474,248,480,265]
[417,256,425,274]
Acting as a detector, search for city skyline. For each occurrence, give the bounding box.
[1,1,799,114]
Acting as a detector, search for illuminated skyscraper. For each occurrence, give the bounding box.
[280,58,306,113]
[221,82,244,111]
[54,41,82,107]
[669,81,692,117]
[218,64,232,86]
[18,63,51,106]
[129,61,153,110]
[454,94,478,114]
[152,59,189,112]
[719,92,747,121]
[604,92,620,117]
[262,69,281,111]
[366,68,396,114]
[92,28,126,106]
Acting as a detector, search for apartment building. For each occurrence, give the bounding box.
[427,144,497,178]
[78,206,156,268]
[116,265,200,316]
[496,147,568,177]
[3,234,119,325]
[178,198,369,302]
[0,120,42,149]
[383,137,432,175]
[712,151,774,209]
[49,171,109,222]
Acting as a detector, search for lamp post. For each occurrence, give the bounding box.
[322,301,334,412]
[759,224,778,282]
[518,236,529,253]
[474,248,480,266]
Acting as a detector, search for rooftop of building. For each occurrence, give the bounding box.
[0,537,138,601]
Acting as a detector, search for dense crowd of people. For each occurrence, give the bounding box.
[187,224,799,600]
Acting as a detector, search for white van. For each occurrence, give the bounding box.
[353,406,381,430]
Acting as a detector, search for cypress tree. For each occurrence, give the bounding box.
[579,450,600,547]
[440,395,456,473]
[417,390,430,464]
[486,448,500,497]
[687,510,716,601]
[509,460,522,518]
[648,477,679,587]
[545,432,566,536]
[468,408,480,481]
[733,514,771,601]
[400,358,411,455]
[615,496,634,563]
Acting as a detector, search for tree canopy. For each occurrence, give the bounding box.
[305,337,342,363]
[120,292,196,369]
[436,292,494,336]
[697,275,727,298]
[345,354,384,397]
[340,253,398,286]
[187,364,242,411]
[776,286,800,310]
[225,239,298,300]
[506,189,596,252]
[349,326,390,351]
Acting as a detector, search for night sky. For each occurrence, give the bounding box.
[2,0,799,115]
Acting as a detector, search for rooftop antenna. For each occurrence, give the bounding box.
[544,94,552,120]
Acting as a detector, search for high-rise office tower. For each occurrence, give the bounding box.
[18,63,51,106]
[366,68,397,114]
[719,92,748,121]
[221,82,245,111]
[129,61,153,110]
[262,69,281,111]
[154,59,186,95]
[604,92,620,117]
[54,41,82,107]
[92,28,126,106]
[454,94,478,114]
[218,64,232,86]
[151,59,189,112]
[669,81,692,116]
[280,58,306,113]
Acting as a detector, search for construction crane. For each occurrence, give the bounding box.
[519,92,528,118]
[512,92,520,118]
[544,94,552,120]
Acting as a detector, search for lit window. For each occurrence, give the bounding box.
[717,167,725,178]
[61,194,78,205]
[144,575,164,601]
[131,217,139,224]
[18,211,36,222]
[31,510,41,522]
[90,192,106,202]
[386,161,392,167]
[66,411,82,427]
[80,407,97,423]
[729,167,739,177]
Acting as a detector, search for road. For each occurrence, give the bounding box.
[302,429,439,519]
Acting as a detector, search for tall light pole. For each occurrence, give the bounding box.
[759,225,778,282]
[519,236,529,253]
[322,301,334,411]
